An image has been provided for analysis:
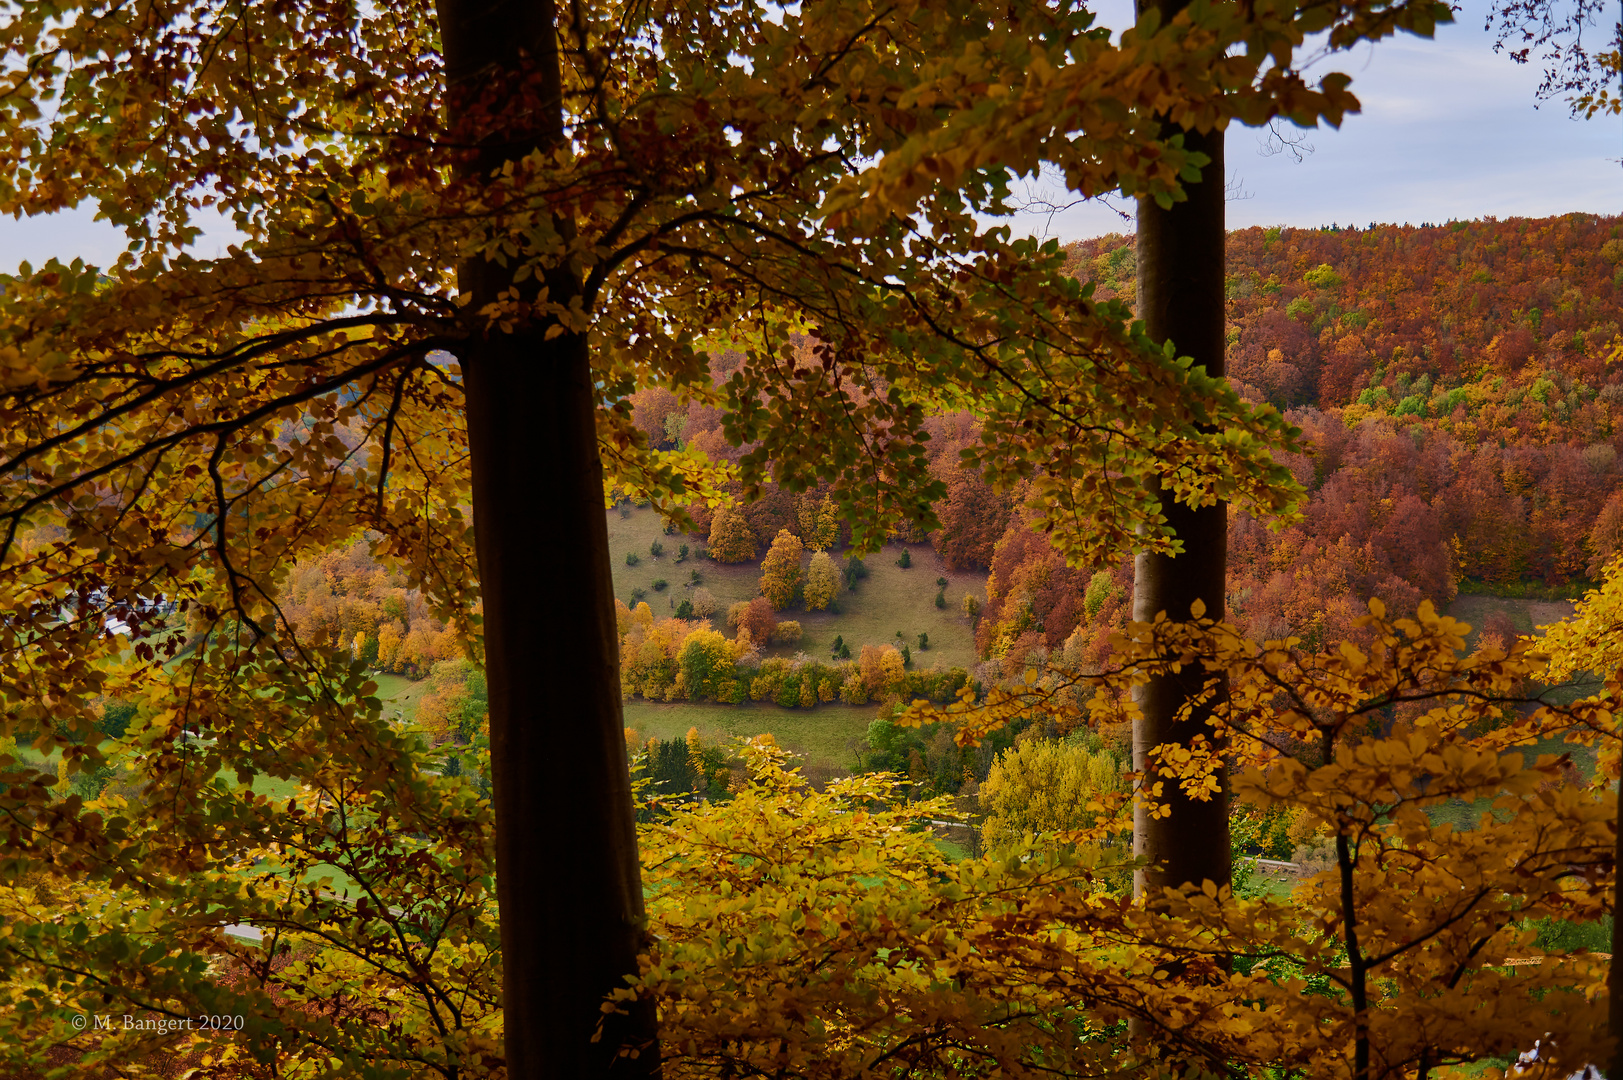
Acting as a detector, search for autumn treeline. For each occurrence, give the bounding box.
[1076,213,1623,412]
[614,600,970,709]
[279,542,462,677]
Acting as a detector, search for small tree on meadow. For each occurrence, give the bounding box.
[758,529,806,610]
[739,597,779,645]
[708,504,757,564]
[691,588,717,620]
[804,551,839,611]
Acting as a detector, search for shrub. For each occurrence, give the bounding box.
[734,597,778,644]
[895,548,912,568]
[652,579,669,591]
[917,632,928,650]
[831,634,844,656]
[901,644,912,668]
[630,587,648,604]
[934,588,946,609]
[771,621,803,646]
[675,598,694,619]
[689,568,702,584]
[625,551,640,567]
[691,587,717,619]
[936,577,948,588]
[962,594,981,619]
[843,556,868,591]
[676,543,689,562]
[899,666,971,703]
[650,540,665,558]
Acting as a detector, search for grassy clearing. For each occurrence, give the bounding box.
[607,506,990,670]
[1444,593,1577,648]
[372,672,430,722]
[623,699,878,773]
[1456,577,1591,601]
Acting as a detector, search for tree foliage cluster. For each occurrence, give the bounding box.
[636,728,735,804]
[4,0,1592,1071]
[630,593,1623,1080]
[1077,215,1623,411]
[280,541,464,677]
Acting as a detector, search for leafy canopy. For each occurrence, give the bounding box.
[0,0,1461,1072]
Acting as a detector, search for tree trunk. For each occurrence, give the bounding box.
[1609,796,1622,1080]
[439,0,661,1075]
[1131,113,1230,901]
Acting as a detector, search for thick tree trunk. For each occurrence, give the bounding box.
[439,0,661,1076]
[1130,115,1231,903]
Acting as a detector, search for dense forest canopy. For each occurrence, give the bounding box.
[606,216,1623,674]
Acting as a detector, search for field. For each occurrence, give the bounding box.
[372,672,431,722]
[1443,593,1577,648]
[607,506,990,671]
[623,699,879,774]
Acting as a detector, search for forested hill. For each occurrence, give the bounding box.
[1068,214,1623,411]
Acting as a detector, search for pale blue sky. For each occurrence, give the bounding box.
[1031,0,1620,238]
[0,0,1615,273]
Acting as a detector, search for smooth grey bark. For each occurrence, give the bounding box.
[1130,111,1232,902]
[438,0,661,1075]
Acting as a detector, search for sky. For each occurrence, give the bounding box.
[0,0,1615,272]
[1025,0,1621,240]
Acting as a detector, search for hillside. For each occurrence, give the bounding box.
[295,214,1623,769]
[1069,214,1623,412]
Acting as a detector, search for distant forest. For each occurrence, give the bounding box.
[285,215,1623,679]
[630,214,1623,665]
